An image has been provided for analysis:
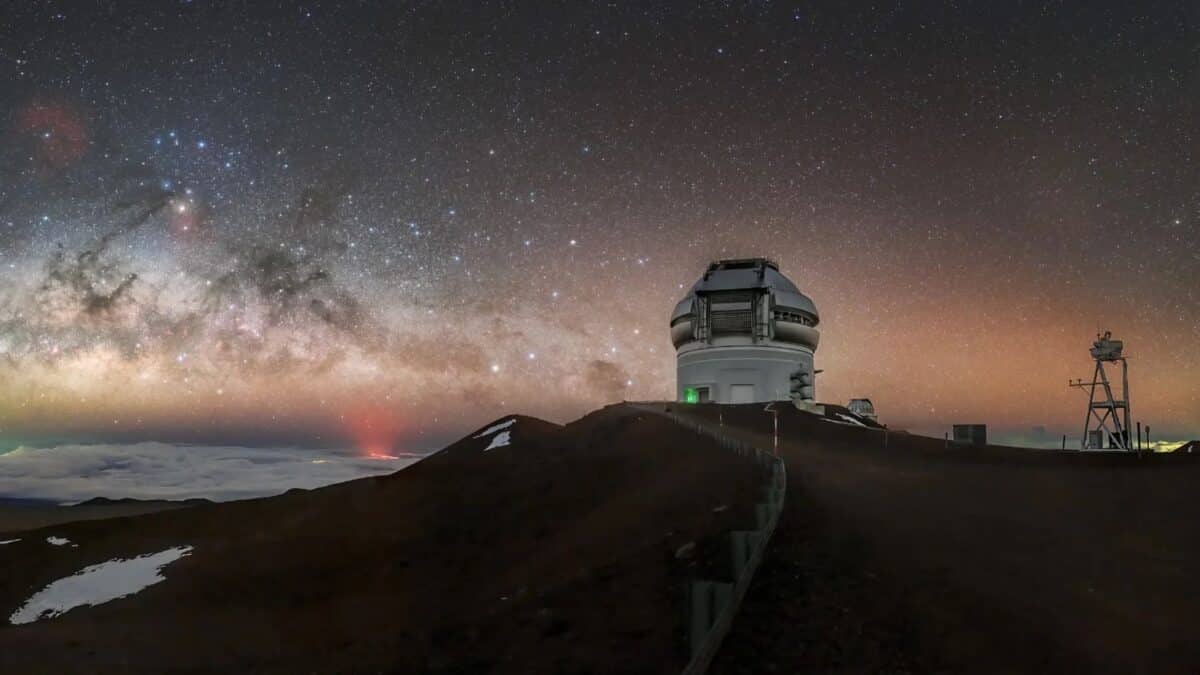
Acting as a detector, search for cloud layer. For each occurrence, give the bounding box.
[0,443,419,503]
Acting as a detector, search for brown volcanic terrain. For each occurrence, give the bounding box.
[0,498,210,533]
[3,401,1199,673]
[679,403,1200,674]
[0,406,765,673]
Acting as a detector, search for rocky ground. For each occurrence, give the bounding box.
[0,498,210,533]
[3,401,1197,673]
[683,403,1200,674]
[0,406,764,673]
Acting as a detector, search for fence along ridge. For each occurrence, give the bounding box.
[630,404,787,675]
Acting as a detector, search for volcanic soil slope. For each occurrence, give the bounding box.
[0,498,211,533]
[670,403,1200,675]
[5,403,1198,673]
[0,405,767,674]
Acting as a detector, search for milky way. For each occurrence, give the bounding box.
[1,2,1197,452]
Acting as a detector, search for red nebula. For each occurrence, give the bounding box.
[344,404,405,458]
[15,100,89,169]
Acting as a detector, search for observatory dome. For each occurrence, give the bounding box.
[670,258,820,405]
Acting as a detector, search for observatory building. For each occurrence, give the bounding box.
[671,258,819,404]
[847,398,877,421]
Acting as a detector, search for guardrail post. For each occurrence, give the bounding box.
[763,486,784,511]
[730,530,762,579]
[688,581,713,658]
[755,503,771,530]
[631,403,787,675]
[730,532,748,579]
[712,582,732,623]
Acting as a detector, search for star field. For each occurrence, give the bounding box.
[0,2,1197,451]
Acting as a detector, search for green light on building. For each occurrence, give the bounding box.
[684,387,699,404]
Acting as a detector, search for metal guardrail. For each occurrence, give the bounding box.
[631,404,787,675]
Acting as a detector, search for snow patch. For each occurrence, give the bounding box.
[474,418,516,438]
[822,416,865,428]
[0,539,20,545]
[835,413,867,427]
[484,431,512,451]
[46,536,72,546]
[10,546,193,625]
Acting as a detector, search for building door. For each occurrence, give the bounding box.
[729,384,756,404]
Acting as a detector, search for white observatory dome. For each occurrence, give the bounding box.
[671,258,820,405]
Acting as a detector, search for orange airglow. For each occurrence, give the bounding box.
[344,403,405,459]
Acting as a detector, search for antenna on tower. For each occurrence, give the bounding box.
[1068,331,1133,451]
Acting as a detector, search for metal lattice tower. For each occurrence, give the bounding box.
[1069,331,1132,451]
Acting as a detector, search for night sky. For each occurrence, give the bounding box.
[1,1,1197,453]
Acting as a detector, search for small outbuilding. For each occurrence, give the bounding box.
[952,424,987,446]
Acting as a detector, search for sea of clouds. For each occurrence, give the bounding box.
[0,442,423,503]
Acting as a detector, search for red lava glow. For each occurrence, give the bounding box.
[15,100,89,169]
[344,404,405,458]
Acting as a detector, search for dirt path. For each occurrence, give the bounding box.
[678,404,1200,674]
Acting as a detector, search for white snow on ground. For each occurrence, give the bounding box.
[0,539,19,545]
[474,418,515,438]
[835,413,867,427]
[822,416,865,428]
[9,546,193,625]
[484,430,512,451]
[46,536,71,546]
